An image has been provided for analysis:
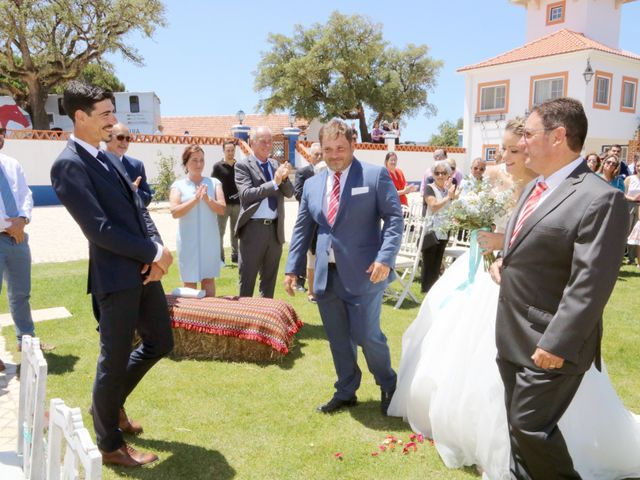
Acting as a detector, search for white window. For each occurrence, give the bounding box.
[622,80,637,109]
[533,77,564,106]
[480,85,506,112]
[549,6,563,22]
[484,147,497,162]
[595,76,610,105]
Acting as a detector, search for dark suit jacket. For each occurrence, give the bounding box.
[286,158,403,297]
[121,154,153,206]
[497,161,629,374]
[50,140,161,295]
[294,164,314,202]
[234,155,294,244]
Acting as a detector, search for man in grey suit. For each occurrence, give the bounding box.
[491,97,629,479]
[235,126,294,297]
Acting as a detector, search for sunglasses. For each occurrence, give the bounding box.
[433,171,448,176]
[115,134,132,142]
[0,128,6,136]
[472,167,486,171]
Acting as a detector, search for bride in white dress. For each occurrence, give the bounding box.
[387,119,640,480]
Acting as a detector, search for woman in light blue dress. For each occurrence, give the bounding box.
[170,145,225,296]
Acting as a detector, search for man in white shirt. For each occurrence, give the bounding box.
[0,122,49,370]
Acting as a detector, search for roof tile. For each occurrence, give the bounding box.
[160,114,308,137]
[458,29,640,72]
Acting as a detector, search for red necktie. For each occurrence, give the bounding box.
[327,171,342,226]
[509,181,548,246]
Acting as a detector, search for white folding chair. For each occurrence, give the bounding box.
[444,228,471,267]
[17,335,48,480]
[47,398,102,480]
[387,213,427,309]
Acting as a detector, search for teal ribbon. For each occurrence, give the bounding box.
[436,227,490,309]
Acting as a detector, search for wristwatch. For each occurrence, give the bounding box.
[20,216,29,225]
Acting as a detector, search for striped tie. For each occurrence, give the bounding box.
[327,171,341,226]
[509,181,548,246]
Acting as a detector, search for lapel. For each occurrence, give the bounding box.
[71,140,120,192]
[103,151,135,201]
[248,154,273,183]
[505,162,590,257]
[315,169,330,227]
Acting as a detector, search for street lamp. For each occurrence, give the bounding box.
[288,111,296,127]
[583,59,594,84]
[236,110,246,125]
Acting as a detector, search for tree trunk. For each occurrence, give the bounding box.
[26,79,50,130]
[357,108,370,142]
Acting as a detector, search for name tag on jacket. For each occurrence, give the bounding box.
[352,186,369,196]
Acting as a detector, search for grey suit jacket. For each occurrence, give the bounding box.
[234,155,294,244]
[496,161,628,374]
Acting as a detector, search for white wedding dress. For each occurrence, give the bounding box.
[388,217,640,479]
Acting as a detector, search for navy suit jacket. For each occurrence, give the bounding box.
[51,140,161,295]
[286,158,403,297]
[121,154,153,206]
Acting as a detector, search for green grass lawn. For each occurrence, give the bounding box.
[1,252,639,479]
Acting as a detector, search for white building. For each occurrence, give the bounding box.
[0,92,161,134]
[459,0,640,162]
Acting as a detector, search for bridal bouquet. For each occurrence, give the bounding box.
[438,177,515,269]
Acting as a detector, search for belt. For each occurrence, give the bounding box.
[250,218,275,225]
[328,263,337,270]
[0,231,10,237]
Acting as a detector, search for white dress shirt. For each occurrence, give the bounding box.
[537,156,584,209]
[0,153,33,230]
[251,155,278,220]
[323,163,352,263]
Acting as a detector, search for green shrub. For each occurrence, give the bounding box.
[152,154,177,202]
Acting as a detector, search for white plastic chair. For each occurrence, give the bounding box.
[444,228,471,267]
[387,213,428,309]
[46,398,102,480]
[17,335,48,480]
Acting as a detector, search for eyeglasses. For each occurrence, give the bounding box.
[0,128,6,136]
[523,127,554,141]
[433,171,448,176]
[472,167,486,171]
[115,135,132,142]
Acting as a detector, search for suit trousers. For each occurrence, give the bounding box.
[92,281,173,452]
[497,357,583,480]
[217,203,240,260]
[238,220,282,298]
[0,233,35,342]
[316,267,396,400]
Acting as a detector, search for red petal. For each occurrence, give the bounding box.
[379,445,387,452]
[334,452,343,459]
[405,442,417,452]
[371,452,379,457]
[417,434,424,443]
[409,433,417,441]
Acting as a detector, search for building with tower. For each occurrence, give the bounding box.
[459,0,640,161]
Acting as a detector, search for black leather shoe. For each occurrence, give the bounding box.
[381,388,396,416]
[316,396,357,414]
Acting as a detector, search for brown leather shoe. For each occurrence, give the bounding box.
[100,442,159,467]
[119,407,143,435]
[0,358,5,372]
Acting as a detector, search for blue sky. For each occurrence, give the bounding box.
[107,0,640,142]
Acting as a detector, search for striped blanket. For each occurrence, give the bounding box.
[166,295,303,356]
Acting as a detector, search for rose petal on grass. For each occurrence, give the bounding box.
[402,442,417,454]
[409,433,417,441]
[379,445,387,452]
[417,434,424,443]
[371,452,379,457]
[334,452,343,460]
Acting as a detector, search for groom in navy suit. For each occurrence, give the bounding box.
[51,82,173,467]
[285,118,403,414]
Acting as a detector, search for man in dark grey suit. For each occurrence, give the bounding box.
[235,126,294,297]
[491,97,629,479]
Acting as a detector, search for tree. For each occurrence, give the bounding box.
[254,12,442,142]
[428,118,463,147]
[0,0,165,129]
[52,62,126,94]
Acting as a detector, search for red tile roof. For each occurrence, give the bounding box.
[160,114,308,137]
[458,29,640,72]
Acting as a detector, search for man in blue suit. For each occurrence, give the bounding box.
[106,122,153,206]
[284,118,403,415]
[50,82,173,467]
